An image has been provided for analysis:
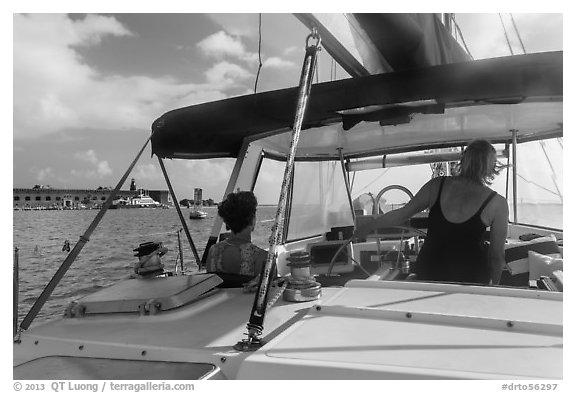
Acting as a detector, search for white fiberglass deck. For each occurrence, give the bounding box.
[14,280,561,380]
[240,280,562,379]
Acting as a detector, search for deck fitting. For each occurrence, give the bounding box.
[233,337,264,352]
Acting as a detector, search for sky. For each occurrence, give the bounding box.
[10,9,564,204]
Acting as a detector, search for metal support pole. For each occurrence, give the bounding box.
[177,230,184,274]
[338,148,356,223]
[511,129,518,224]
[19,134,154,333]
[13,247,19,338]
[157,157,201,269]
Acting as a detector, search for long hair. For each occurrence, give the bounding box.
[457,139,504,185]
[218,191,258,233]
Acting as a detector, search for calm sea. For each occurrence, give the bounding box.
[13,206,277,327]
[12,203,561,327]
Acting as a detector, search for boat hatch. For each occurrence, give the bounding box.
[64,274,222,317]
[14,357,218,380]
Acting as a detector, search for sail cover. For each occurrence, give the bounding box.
[294,13,471,76]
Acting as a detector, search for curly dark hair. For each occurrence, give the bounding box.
[218,191,258,233]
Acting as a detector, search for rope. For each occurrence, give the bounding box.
[253,13,263,94]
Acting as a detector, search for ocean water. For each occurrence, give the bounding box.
[13,203,562,327]
[13,206,277,327]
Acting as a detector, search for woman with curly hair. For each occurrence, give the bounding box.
[354,139,509,285]
[206,191,267,282]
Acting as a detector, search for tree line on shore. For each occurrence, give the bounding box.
[179,198,216,207]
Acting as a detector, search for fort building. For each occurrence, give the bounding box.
[13,179,172,210]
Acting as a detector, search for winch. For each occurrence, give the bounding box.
[133,241,168,277]
[283,251,321,302]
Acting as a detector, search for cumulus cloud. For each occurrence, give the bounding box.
[12,14,243,140]
[198,31,294,71]
[183,160,235,189]
[72,149,112,177]
[282,46,299,56]
[205,61,252,86]
[204,14,259,38]
[132,163,162,182]
[263,57,296,69]
[197,31,249,60]
[37,167,55,182]
[96,161,113,177]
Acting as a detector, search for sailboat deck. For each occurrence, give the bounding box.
[15,280,562,379]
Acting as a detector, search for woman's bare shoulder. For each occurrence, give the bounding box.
[483,191,509,218]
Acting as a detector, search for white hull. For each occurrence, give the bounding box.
[189,210,207,219]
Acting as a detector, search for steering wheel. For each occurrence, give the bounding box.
[326,225,427,277]
[373,185,414,215]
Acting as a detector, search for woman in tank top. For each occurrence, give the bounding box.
[354,139,509,285]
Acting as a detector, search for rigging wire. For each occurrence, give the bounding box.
[353,168,390,195]
[538,140,563,203]
[253,13,263,94]
[509,14,527,54]
[516,172,562,199]
[315,50,320,83]
[499,13,515,55]
[451,15,474,59]
[330,57,337,81]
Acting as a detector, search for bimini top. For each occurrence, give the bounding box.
[151,51,562,161]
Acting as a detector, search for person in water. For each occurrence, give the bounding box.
[206,191,267,282]
[354,139,509,285]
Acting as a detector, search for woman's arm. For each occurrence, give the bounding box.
[354,178,437,239]
[488,195,509,284]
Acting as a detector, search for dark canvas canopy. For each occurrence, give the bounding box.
[151,51,562,160]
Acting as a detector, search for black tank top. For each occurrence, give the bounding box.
[415,177,497,284]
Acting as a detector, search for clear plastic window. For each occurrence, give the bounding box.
[287,161,354,240]
[508,138,563,229]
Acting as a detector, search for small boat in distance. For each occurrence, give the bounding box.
[189,208,207,219]
[111,190,160,209]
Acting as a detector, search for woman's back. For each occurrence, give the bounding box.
[437,177,495,225]
[207,237,266,277]
[416,176,497,283]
